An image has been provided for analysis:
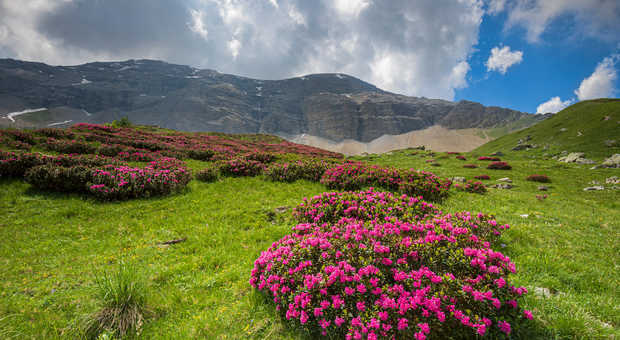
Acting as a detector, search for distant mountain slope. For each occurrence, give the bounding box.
[475,99,620,159]
[0,58,543,146]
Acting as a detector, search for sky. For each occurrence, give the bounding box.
[0,0,618,114]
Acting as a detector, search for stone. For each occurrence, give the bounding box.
[534,287,553,298]
[520,214,529,218]
[605,176,619,184]
[490,151,504,156]
[497,177,512,183]
[512,144,532,151]
[538,186,549,191]
[590,180,601,185]
[493,183,513,189]
[583,186,604,191]
[600,154,620,168]
[574,157,595,164]
[604,139,616,147]
[451,177,466,183]
[560,128,568,132]
[558,152,585,163]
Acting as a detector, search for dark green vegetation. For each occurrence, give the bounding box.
[0,100,618,339]
[476,99,620,159]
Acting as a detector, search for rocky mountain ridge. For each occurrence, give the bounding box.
[0,58,543,143]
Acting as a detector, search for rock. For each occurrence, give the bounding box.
[492,183,513,189]
[525,135,532,141]
[577,131,583,136]
[274,206,290,214]
[519,214,529,218]
[590,180,601,185]
[538,186,549,191]
[560,128,568,132]
[561,150,568,155]
[490,151,504,156]
[604,139,616,147]
[497,177,512,183]
[512,144,532,151]
[451,177,466,183]
[600,154,620,168]
[534,287,553,298]
[558,152,585,163]
[605,176,619,184]
[583,186,604,191]
[574,157,595,164]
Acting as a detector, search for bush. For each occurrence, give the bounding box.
[187,148,215,161]
[25,164,93,193]
[245,151,276,164]
[474,175,491,180]
[454,180,487,194]
[478,156,501,161]
[218,158,265,177]
[252,190,530,339]
[0,152,45,177]
[34,128,74,139]
[98,144,127,157]
[84,262,148,339]
[487,162,512,170]
[456,155,466,160]
[44,138,97,154]
[196,166,219,182]
[321,162,371,191]
[526,174,550,183]
[463,164,478,169]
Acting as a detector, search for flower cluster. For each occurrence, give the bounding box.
[251,189,530,339]
[487,162,512,170]
[525,174,550,183]
[455,155,467,161]
[265,159,335,183]
[478,156,501,161]
[43,138,98,155]
[320,162,451,202]
[218,158,265,177]
[454,180,487,194]
[463,164,478,169]
[474,175,491,180]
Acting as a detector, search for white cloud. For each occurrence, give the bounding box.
[504,0,620,43]
[574,55,618,100]
[487,0,506,15]
[0,0,486,100]
[486,46,523,74]
[536,96,573,114]
[188,9,209,41]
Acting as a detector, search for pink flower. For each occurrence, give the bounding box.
[356,301,366,311]
[523,310,533,320]
[498,321,511,334]
[334,316,345,326]
[397,318,408,330]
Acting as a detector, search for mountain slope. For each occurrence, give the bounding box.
[475,99,620,159]
[0,58,542,146]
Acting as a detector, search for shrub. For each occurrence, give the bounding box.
[252,190,530,339]
[196,166,219,182]
[525,174,550,183]
[218,158,265,177]
[25,164,93,193]
[0,152,46,177]
[430,162,441,167]
[454,180,487,194]
[456,155,467,160]
[463,164,478,169]
[487,162,512,170]
[98,144,127,157]
[320,162,369,191]
[116,151,157,162]
[474,175,491,180]
[245,151,276,164]
[44,138,97,154]
[84,262,148,339]
[34,128,74,139]
[187,148,215,161]
[478,156,501,161]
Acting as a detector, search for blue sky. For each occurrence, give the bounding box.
[455,5,619,113]
[0,0,618,114]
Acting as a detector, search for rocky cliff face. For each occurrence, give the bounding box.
[0,58,541,142]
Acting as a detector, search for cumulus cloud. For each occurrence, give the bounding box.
[486,0,506,15]
[0,0,485,100]
[574,55,619,100]
[504,0,620,43]
[486,46,523,74]
[535,96,573,114]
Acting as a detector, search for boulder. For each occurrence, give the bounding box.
[538,186,549,191]
[606,176,619,184]
[583,186,604,191]
[558,152,584,162]
[497,177,512,183]
[600,154,620,168]
[574,158,595,164]
[451,177,466,183]
[492,183,513,189]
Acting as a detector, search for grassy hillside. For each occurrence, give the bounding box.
[475,99,620,159]
[0,124,618,339]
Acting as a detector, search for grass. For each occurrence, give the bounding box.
[1,143,619,337]
[475,98,620,159]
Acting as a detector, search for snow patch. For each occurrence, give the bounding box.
[4,108,47,122]
[82,109,91,116]
[185,75,201,79]
[48,120,72,127]
[336,74,344,79]
[73,78,92,85]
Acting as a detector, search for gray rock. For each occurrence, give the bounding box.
[493,183,513,189]
[512,144,532,151]
[600,154,620,168]
[534,287,553,298]
[497,177,512,183]
[538,186,549,191]
[583,186,604,191]
[590,180,601,185]
[605,176,619,184]
[574,157,595,164]
[604,139,616,147]
[558,152,585,163]
[451,177,466,183]
[490,151,504,156]
[560,128,568,132]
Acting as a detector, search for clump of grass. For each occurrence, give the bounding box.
[83,262,149,339]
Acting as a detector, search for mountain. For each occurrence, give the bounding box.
[475,99,620,159]
[0,58,543,151]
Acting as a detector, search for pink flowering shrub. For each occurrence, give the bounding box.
[218,158,265,177]
[454,180,487,194]
[463,164,478,169]
[245,151,276,164]
[44,138,97,155]
[478,156,501,161]
[265,160,334,183]
[187,148,216,161]
[487,162,512,170]
[25,164,94,193]
[525,174,550,183]
[251,190,531,339]
[196,166,219,182]
[34,128,74,139]
[474,175,491,180]
[456,155,467,161]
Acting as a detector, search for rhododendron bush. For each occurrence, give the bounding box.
[251,190,532,339]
